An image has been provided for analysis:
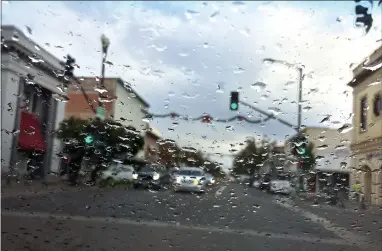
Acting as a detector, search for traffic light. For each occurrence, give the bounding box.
[230,91,239,111]
[294,135,308,158]
[65,55,76,77]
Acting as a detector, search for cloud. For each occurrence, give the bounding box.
[3,1,381,169]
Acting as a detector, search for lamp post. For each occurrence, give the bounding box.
[97,34,110,120]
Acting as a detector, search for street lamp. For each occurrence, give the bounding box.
[262,58,304,131]
[98,34,111,120]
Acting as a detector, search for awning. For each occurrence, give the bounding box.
[18,111,46,152]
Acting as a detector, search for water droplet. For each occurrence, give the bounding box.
[251,82,266,92]
[12,34,19,41]
[303,106,312,111]
[338,123,352,134]
[155,45,167,52]
[226,126,234,132]
[233,67,245,74]
[34,45,40,51]
[363,60,382,71]
[185,9,200,20]
[168,91,176,97]
[52,94,69,103]
[210,11,220,21]
[336,16,343,23]
[268,107,281,115]
[316,145,328,150]
[260,94,268,100]
[178,52,189,57]
[285,81,295,88]
[239,28,250,37]
[203,42,209,48]
[368,80,381,87]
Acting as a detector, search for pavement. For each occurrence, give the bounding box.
[2,182,381,251]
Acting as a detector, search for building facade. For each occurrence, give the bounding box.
[64,77,161,163]
[1,25,67,177]
[347,45,382,206]
[284,127,352,192]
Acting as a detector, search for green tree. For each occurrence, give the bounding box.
[157,139,181,168]
[57,117,144,164]
[232,139,268,175]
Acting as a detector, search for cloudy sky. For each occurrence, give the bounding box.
[3,1,381,169]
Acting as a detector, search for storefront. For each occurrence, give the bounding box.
[1,25,67,180]
[350,140,382,205]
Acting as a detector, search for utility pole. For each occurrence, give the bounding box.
[263,58,305,190]
[97,34,110,121]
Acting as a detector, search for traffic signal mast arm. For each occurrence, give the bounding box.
[239,101,298,131]
[63,55,97,114]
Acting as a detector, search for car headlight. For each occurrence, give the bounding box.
[132,173,138,179]
[153,172,160,180]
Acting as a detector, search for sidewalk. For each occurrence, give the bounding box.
[1,175,94,198]
[291,196,382,246]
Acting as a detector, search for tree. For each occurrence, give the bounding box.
[179,148,204,167]
[56,117,144,165]
[232,139,268,175]
[157,139,181,168]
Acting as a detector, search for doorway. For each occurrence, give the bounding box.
[361,165,372,203]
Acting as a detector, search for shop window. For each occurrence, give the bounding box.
[373,93,382,117]
[360,96,367,132]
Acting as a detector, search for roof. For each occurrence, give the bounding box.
[347,44,382,88]
[75,77,150,108]
[116,78,149,107]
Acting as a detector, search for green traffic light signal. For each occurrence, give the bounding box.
[230,102,238,110]
[85,135,93,144]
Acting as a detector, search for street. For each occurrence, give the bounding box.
[2,183,379,251]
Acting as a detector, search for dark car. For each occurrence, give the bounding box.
[133,166,166,190]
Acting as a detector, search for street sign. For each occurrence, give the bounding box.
[96,107,105,120]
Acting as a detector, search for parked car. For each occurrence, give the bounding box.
[205,173,215,186]
[269,180,293,195]
[133,165,166,190]
[173,167,208,193]
[100,164,136,183]
[159,167,179,188]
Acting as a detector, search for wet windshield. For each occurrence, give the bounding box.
[1,1,382,251]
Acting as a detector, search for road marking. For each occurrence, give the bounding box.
[215,185,226,197]
[2,211,350,246]
[274,199,375,251]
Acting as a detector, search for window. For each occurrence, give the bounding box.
[360,96,367,132]
[373,93,382,117]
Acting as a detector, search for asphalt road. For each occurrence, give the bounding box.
[1,182,377,251]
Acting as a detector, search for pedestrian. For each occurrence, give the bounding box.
[352,180,361,202]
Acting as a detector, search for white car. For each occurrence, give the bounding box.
[101,164,137,182]
[269,180,293,195]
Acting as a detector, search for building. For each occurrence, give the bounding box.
[1,25,67,178]
[284,127,352,192]
[65,77,149,131]
[64,77,161,163]
[347,45,382,206]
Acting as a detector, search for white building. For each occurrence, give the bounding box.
[1,25,67,178]
[284,126,352,173]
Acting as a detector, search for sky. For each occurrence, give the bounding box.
[2,1,381,169]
